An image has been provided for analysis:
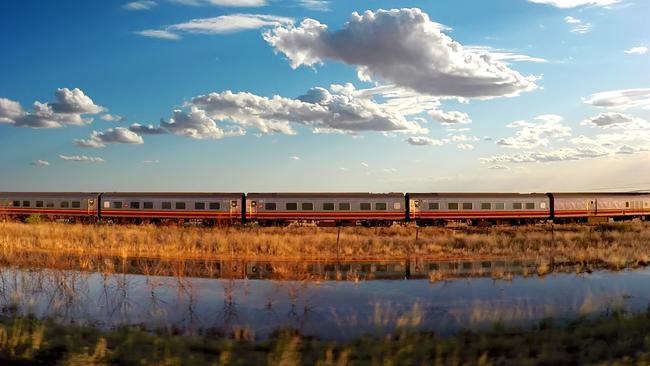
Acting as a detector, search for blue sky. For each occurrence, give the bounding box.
[1,0,649,192]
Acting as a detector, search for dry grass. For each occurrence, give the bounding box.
[1,221,650,270]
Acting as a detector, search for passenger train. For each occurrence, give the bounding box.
[1,191,649,226]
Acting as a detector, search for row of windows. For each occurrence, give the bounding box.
[11,200,81,208]
[425,202,542,210]
[263,202,392,211]
[107,201,222,210]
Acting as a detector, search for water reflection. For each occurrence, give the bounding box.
[0,265,649,340]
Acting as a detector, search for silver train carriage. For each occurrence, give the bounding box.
[246,192,406,226]
[99,192,244,223]
[0,192,100,220]
[408,193,551,225]
[552,192,650,222]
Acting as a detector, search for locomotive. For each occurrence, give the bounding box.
[1,191,649,226]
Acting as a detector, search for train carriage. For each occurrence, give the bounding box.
[0,192,100,221]
[408,193,551,225]
[99,192,244,224]
[246,192,405,226]
[552,192,650,222]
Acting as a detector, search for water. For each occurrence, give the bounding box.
[1,265,649,340]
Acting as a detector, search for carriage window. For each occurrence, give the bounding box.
[112,201,122,209]
[512,203,523,209]
[36,201,44,208]
[61,201,70,208]
[72,201,81,208]
[12,201,20,207]
[46,202,54,208]
[495,202,505,210]
[162,202,172,209]
[394,202,401,209]
[143,202,154,209]
[448,202,459,210]
[626,202,630,208]
[301,202,313,210]
[265,202,276,210]
[22,201,30,207]
[323,202,334,210]
[428,202,439,210]
[339,202,351,210]
[462,202,473,210]
[209,202,220,210]
[540,202,547,209]
[194,202,205,210]
[375,202,387,210]
[481,203,491,210]
[175,202,186,210]
[286,202,297,210]
[525,202,535,209]
[360,202,371,210]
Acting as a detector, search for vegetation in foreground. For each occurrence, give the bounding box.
[2,220,650,268]
[2,308,650,365]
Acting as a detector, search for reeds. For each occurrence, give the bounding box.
[1,221,650,270]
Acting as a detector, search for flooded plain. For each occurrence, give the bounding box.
[1,260,649,340]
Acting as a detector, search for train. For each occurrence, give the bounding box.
[1,191,649,226]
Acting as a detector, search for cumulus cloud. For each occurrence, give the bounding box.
[30,160,50,167]
[582,112,649,129]
[405,136,445,146]
[428,109,471,125]
[457,143,474,150]
[137,14,292,40]
[75,127,144,148]
[59,154,105,163]
[0,88,104,128]
[360,162,369,167]
[264,8,538,98]
[161,107,247,139]
[496,115,571,149]
[186,84,428,135]
[584,88,650,110]
[129,123,168,135]
[123,1,157,10]
[529,0,618,8]
[100,114,126,122]
[624,46,648,55]
[289,155,300,160]
[487,165,509,170]
[142,159,160,164]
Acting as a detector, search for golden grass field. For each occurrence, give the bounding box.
[1,221,650,270]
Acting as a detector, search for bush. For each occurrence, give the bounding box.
[24,214,41,224]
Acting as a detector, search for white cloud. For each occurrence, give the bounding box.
[0,88,104,128]
[482,147,609,163]
[360,162,369,167]
[487,165,509,170]
[289,155,300,160]
[168,0,266,6]
[129,123,168,135]
[405,136,445,146]
[186,84,428,135]
[624,46,648,55]
[161,107,245,139]
[123,1,157,10]
[299,0,330,11]
[581,112,649,129]
[142,160,160,164]
[100,114,126,122]
[59,154,105,163]
[137,14,292,40]
[457,143,474,150]
[529,0,618,8]
[75,127,144,148]
[496,115,571,149]
[30,160,50,167]
[584,88,650,110]
[464,46,548,64]
[264,8,538,98]
[563,16,592,33]
[134,30,181,40]
[382,168,397,173]
[428,109,471,125]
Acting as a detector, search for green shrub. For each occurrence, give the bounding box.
[24,214,41,224]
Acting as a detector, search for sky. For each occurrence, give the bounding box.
[0,0,649,193]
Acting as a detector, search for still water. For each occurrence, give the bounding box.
[0,265,649,340]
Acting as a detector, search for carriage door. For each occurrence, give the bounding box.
[410,199,420,221]
[588,199,597,216]
[248,200,257,220]
[87,199,96,215]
